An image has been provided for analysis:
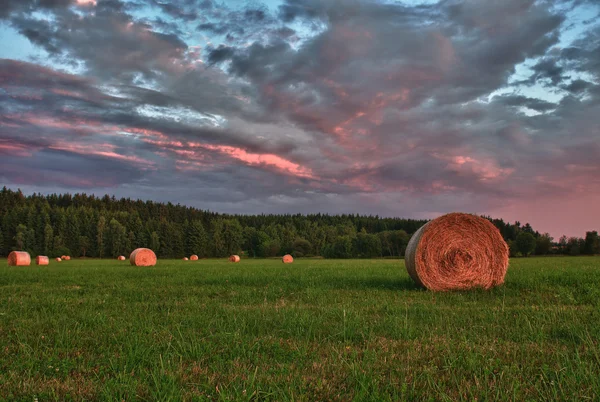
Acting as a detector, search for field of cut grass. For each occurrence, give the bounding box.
[1,257,600,401]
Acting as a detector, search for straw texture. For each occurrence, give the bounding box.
[405,213,509,291]
[129,248,157,266]
[8,251,31,266]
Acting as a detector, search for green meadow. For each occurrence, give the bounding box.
[1,257,600,401]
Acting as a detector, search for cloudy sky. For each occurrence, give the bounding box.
[0,0,599,238]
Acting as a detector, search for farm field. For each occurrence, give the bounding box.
[1,257,600,401]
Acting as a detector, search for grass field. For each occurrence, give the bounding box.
[1,257,600,401]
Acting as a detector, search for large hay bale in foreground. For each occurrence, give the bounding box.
[190,255,199,261]
[130,248,157,266]
[405,213,508,291]
[282,254,293,264]
[229,255,240,263]
[8,251,31,266]
[36,256,49,266]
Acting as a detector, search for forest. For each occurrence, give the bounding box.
[0,187,598,259]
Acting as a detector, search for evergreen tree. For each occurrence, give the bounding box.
[97,216,106,258]
[150,231,160,253]
[44,224,54,256]
[186,220,208,257]
[14,224,27,250]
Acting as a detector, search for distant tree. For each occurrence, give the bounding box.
[97,216,106,258]
[186,220,208,257]
[0,227,4,256]
[79,235,90,257]
[354,231,382,258]
[583,231,600,255]
[14,224,27,250]
[516,232,536,257]
[150,231,160,254]
[292,238,312,257]
[44,224,54,256]
[558,235,568,254]
[535,233,553,256]
[567,237,583,256]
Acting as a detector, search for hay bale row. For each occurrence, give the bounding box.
[405,213,509,291]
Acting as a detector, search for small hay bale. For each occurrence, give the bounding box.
[183,257,189,261]
[64,256,71,261]
[405,212,509,291]
[117,256,126,261]
[60,255,66,260]
[282,254,293,264]
[36,256,49,266]
[8,251,31,266]
[229,255,240,263]
[56,257,62,262]
[130,248,157,266]
[190,255,199,261]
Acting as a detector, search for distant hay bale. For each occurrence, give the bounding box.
[190,255,199,261]
[282,254,293,264]
[36,256,49,266]
[61,255,66,260]
[64,256,71,261]
[405,212,509,291]
[229,255,240,263]
[8,251,31,266]
[117,256,126,261]
[56,257,62,262]
[129,248,157,266]
[183,257,189,261]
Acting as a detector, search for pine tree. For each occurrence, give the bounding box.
[186,220,208,257]
[150,231,160,254]
[97,216,106,258]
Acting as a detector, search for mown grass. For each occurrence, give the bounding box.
[1,257,600,401]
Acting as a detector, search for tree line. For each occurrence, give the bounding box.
[0,187,598,259]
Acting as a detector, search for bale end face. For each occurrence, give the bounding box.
[8,251,31,266]
[282,254,294,264]
[130,248,157,266]
[405,212,509,291]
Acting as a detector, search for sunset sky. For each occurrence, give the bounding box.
[0,0,599,238]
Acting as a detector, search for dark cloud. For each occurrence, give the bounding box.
[1,0,600,237]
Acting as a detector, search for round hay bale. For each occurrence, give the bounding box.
[56,257,62,262]
[64,256,71,261]
[183,257,189,261]
[282,254,293,264]
[117,256,126,261]
[190,255,199,261]
[8,251,31,266]
[60,255,66,260]
[229,255,240,263]
[129,248,157,267]
[405,212,509,291]
[36,256,50,266]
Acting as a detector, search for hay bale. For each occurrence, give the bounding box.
[36,256,49,266]
[8,251,31,266]
[190,255,199,261]
[129,248,157,266]
[56,257,62,262]
[64,256,71,261]
[405,212,509,291]
[118,256,126,261]
[282,254,293,264]
[229,255,240,263]
[183,257,189,261]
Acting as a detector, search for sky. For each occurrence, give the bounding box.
[0,0,599,239]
